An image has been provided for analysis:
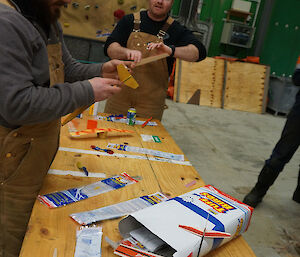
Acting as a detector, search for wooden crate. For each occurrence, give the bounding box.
[174,57,224,107]
[224,61,269,113]
[174,57,270,114]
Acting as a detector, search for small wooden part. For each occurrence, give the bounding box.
[69,128,134,138]
[98,131,108,139]
[135,53,169,67]
[117,64,139,89]
[61,105,90,126]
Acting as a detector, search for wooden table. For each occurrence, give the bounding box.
[20,113,256,257]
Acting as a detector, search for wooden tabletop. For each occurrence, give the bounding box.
[20,113,256,257]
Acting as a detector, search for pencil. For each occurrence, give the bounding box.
[141,117,152,128]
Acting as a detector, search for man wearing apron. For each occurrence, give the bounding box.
[0,1,127,256]
[104,0,207,120]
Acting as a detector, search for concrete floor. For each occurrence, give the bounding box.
[160,99,300,257]
[99,99,300,256]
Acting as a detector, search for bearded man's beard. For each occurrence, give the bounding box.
[32,0,61,27]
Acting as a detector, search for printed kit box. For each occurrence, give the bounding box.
[118,185,253,257]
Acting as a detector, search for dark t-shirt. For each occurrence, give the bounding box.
[104,10,207,74]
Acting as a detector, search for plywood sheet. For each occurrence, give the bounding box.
[174,58,269,113]
[174,57,223,107]
[224,62,269,113]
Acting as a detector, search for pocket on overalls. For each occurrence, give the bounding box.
[0,138,33,183]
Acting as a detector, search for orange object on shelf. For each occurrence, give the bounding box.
[214,56,259,64]
[167,60,176,99]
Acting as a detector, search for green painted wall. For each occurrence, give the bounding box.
[171,0,300,76]
[172,0,262,58]
[259,0,300,76]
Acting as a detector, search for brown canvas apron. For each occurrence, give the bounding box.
[0,3,64,255]
[105,12,174,120]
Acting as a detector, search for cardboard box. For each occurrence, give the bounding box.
[232,0,251,12]
[118,185,253,257]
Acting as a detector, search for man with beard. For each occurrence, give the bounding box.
[0,1,131,256]
[104,0,207,120]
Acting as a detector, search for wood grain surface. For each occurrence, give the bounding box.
[20,113,256,257]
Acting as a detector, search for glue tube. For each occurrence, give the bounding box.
[74,226,102,257]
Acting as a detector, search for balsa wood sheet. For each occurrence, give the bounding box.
[20,113,256,257]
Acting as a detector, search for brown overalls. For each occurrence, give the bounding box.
[0,1,64,256]
[105,12,174,120]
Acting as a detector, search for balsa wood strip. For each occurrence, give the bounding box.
[135,53,169,67]
[20,114,256,257]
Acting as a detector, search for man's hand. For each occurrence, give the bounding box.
[88,77,122,102]
[101,59,135,79]
[147,42,172,55]
[126,49,142,63]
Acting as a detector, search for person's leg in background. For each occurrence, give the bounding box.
[243,99,300,207]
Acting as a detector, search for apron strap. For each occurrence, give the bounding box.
[157,16,174,39]
[133,12,174,38]
[133,12,141,32]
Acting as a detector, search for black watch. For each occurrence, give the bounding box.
[169,45,175,57]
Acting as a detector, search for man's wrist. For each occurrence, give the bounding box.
[169,45,175,57]
[100,63,104,77]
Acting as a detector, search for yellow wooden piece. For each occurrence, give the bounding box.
[20,113,256,257]
[61,105,89,126]
[117,64,139,89]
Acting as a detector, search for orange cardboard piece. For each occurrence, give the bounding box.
[87,119,98,129]
[114,244,163,257]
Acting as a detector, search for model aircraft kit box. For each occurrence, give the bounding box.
[117,185,253,257]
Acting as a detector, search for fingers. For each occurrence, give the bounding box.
[123,60,136,69]
[101,73,119,80]
[101,78,123,86]
[89,77,123,102]
[127,50,142,63]
[147,42,163,51]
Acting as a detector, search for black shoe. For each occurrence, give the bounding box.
[292,187,300,203]
[243,165,280,208]
[292,169,300,203]
[243,186,266,208]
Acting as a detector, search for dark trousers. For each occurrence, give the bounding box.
[266,92,300,172]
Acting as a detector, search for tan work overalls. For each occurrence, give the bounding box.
[0,1,64,256]
[105,12,174,120]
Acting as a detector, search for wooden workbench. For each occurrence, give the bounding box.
[20,113,256,257]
